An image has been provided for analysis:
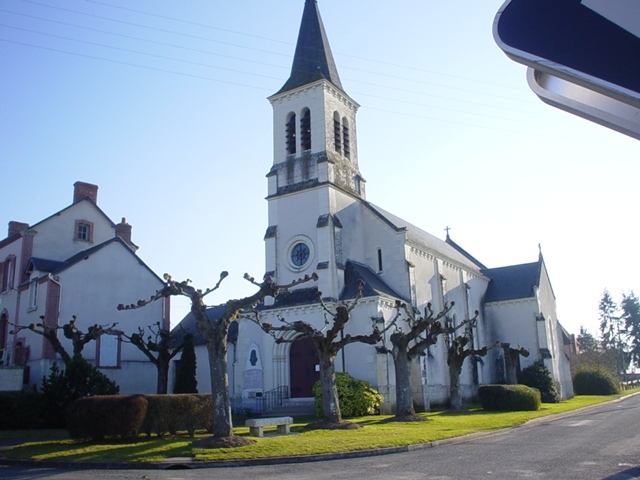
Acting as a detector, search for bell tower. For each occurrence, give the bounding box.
[264,0,363,299]
[267,0,363,200]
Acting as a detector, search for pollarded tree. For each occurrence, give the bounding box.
[4,315,117,367]
[501,342,530,385]
[118,272,316,442]
[376,300,453,421]
[255,281,381,428]
[119,322,189,394]
[445,313,497,411]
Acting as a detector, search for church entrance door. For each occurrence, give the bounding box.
[289,337,320,398]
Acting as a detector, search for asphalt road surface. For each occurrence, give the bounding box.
[2,394,640,479]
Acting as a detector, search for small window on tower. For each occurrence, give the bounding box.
[75,220,93,243]
[301,109,311,151]
[342,117,351,158]
[377,248,383,273]
[333,112,341,153]
[286,113,296,154]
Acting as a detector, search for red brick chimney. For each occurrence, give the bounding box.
[115,218,136,250]
[8,221,29,237]
[73,181,98,204]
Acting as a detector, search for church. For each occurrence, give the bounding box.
[174,0,574,413]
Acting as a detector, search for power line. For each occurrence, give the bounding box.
[0,38,274,91]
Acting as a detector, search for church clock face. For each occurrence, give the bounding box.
[291,242,310,266]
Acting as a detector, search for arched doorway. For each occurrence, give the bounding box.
[289,337,319,398]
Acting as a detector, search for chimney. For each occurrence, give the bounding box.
[115,218,135,249]
[73,181,98,204]
[8,221,29,237]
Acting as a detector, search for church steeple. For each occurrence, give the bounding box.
[276,0,343,95]
[267,0,363,201]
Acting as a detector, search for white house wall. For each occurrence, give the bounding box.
[30,201,114,262]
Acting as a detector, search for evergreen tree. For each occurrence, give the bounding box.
[599,289,621,350]
[621,291,640,369]
[173,334,198,394]
[577,325,600,353]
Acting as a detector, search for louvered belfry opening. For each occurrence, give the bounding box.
[301,109,311,151]
[286,113,297,154]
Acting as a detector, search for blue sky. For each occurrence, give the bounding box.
[2,0,639,336]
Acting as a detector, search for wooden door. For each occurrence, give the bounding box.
[289,337,320,398]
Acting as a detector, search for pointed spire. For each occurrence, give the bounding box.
[276,0,344,94]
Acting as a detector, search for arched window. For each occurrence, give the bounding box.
[300,109,311,151]
[2,255,16,292]
[342,117,351,158]
[0,311,8,358]
[333,111,342,153]
[286,113,296,154]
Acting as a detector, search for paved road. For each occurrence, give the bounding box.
[2,394,640,479]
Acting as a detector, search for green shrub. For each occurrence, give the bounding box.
[40,358,120,428]
[173,335,198,394]
[0,391,45,430]
[312,372,384,418]
[66,395,148,441]
[519,360,561,403]
[141,394,212,437]
[478,384,541,411]
[573,367,620,395]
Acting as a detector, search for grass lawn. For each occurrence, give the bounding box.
[1,391,637,464]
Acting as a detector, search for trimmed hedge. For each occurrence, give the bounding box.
[141,394,213,437]
[0,391,45,430]
[312,372,384,418]
[66,395,148,441]
[478,384,541,411]
[573,367,620,395]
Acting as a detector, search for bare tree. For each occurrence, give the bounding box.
[377,301,453,421]
[255,280,381,428]
[119,322,189,394]
[118,272,316,441]
[500,342,530,385]
[4,315,116,367]
[445,314,497,411]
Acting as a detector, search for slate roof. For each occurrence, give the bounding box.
[28,257,67,273]
[23,237,164,286]
[340,260,409,302]
[364,202,486,273]
[275,0,344,95]
[482,260,541,303]
[169,305,238,347]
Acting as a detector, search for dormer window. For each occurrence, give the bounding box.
[300,108,311,151]
[75,220,93,243]
[286,113,296,155]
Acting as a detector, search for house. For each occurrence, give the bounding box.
[173,0,574,412]
[0,181,169,393]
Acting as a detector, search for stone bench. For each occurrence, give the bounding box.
[245,416,293,437]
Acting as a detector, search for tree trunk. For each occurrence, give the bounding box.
[319,355,341,423]
[157,359,169,394]
[449,361,463,411]
[504,350,518,385]
[394,350,416,418]
[208,337,232,438]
